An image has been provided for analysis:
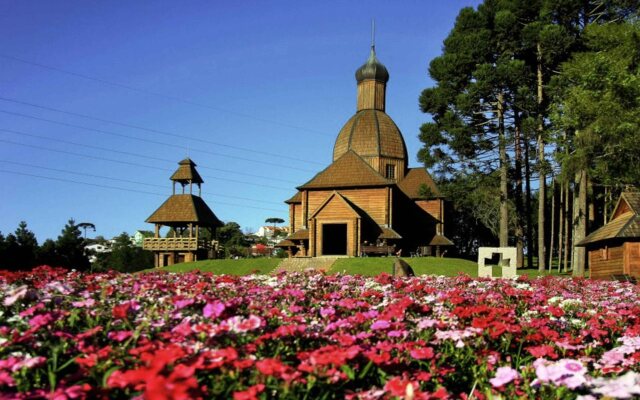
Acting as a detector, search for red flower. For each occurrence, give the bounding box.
[112,303,131,320]
[410,347,434,360]
[527,344,558,359]
[233,384,265,400]
[256,358,287,376]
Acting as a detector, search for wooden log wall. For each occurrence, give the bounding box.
[589,245,624,279]
[624,242,640,277]
[307,188,388,225]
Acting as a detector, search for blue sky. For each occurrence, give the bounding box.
[0,1,481,241]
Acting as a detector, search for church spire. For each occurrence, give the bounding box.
[355,26,389,111]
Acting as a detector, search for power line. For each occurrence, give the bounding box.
[0,95,324,166]
[0,169,287,214]
[0,138,293,192]
[0,159,285,206]
[0,53,333,138]
[0,109,317,173]
[0,128,299,184]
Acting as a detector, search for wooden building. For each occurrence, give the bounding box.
[578,192,640,279]
[143,158,222,267]
[278,46,451,257]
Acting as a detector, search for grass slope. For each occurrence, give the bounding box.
[329,257,479,276]
[156,258,279,275]
[150,256,567,278]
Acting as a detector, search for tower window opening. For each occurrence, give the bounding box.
[385,164,395,179]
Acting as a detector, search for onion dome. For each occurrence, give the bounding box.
[333,109,407,162]
[355,47,389,83]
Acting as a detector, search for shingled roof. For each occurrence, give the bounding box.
[146,194,222,227]
[299,151,393,190]
[285,192,302,204]
[397,168,442,199]
[170,158,204,184]
[578,192,640,246]
[379,226,402,240]
[429,234,454,246]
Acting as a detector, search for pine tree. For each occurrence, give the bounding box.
[14,221,38,269]
[56,219,90,270]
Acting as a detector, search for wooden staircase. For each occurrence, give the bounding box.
[274,257,339,274]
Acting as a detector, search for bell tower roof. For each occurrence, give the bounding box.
[170,158,203,185]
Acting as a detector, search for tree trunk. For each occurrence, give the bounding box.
[548,176,556,271]
[525,129,534,268]
[497,92,509,249]
[537,42,546,272]
[572,169,588,277]
[514,114,524,268]
[557,180,564,273]
[563,182,571,273]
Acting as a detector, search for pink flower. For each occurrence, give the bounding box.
[3,285,28,306]
[173,298,194,310]
[203,301,225,319]
[533,358,587,389]
[320,307,335,318]
[223,315,262,333]
[591,371,640,399]
[371,320,390,330]
[108,330,133,342]
[0,371,15,387]
[490,366,520,387]
[71,298,95,308]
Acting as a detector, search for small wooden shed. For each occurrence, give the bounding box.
[577,192,640,280]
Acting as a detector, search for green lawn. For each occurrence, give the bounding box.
[150,258,280,275]
[145,256,570,278]
[329,257,478,276]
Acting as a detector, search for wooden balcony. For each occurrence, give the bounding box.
[143,237,209,252]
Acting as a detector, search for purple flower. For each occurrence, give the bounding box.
[490,366,520,387]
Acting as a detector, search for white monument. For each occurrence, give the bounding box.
[477,247,517,279]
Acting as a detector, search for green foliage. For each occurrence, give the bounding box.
[93,232,153,273]
[552,22,640,185]
[37,239,59,267]
[0,222,39,270]
[55,219,90,271]
[217,222,248,258]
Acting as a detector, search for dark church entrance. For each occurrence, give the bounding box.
[322,223,347,255]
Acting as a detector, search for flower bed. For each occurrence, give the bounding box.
[1,266,640,399]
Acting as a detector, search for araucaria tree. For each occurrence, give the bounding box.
[420,0,639,273]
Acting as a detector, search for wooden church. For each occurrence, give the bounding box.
[278,45,451,258]
[143,158,222,267]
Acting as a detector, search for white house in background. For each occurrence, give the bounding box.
[133,230,154,247]
[84,243,111,263]
[257,226,289,238]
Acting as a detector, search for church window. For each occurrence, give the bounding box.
[385,164,395,179]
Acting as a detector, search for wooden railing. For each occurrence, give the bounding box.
[143,237,209,251]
